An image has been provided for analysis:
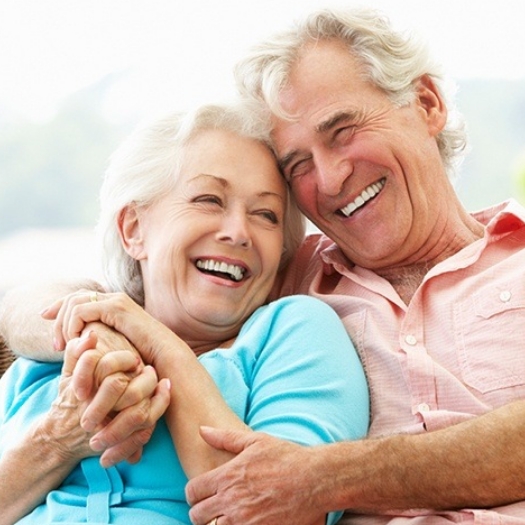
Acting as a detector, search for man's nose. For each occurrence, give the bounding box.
[315,151,352,196]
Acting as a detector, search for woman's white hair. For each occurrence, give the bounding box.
[97,103,306,305]
[235,7,467,179]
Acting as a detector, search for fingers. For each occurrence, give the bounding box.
[188,493,223,525]
[198,426,258,454]
[43,289,101,350]
[92,377,170,450]
[109,364,158,412]
[186,429,265,508]
[98,427,153,468]
[40,297,64,321]
[80,363,156,431]
[60,294,103,343]
[186,469,222,509]
[63,330,99,378]
[91,377,171,467]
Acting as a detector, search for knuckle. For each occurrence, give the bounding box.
[136,426,154,445]
[102,373,131,397]
[80,349,102,367]
[136,403,152,426]
[99,372,129,399]
[126,403,150,428]
[119,388,142,407]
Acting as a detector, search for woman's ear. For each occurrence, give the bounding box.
[415,74,448,136]
[118,205,147,260]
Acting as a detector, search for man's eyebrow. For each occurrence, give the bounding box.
[316,110,359,134]
[278,151,299,172]
[277,111,360,172]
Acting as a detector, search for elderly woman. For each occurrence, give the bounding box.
[0,104,369,525]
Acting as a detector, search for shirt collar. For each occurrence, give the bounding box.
[473,198,525,237]
[318,199,525,274]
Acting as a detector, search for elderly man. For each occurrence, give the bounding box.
[183,7,525,525]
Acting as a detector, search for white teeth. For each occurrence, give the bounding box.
[340,178,385,217]
[196,259,245,282]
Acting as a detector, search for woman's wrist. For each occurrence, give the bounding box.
[37,397,96,464]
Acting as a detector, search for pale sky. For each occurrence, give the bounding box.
[2,0,525,123]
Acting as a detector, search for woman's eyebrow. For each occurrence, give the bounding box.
[189,173,229,187]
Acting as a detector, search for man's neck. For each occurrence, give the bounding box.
[376,207,486,304]
[378,262,431,305]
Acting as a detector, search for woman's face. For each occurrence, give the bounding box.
[126,129,286,345]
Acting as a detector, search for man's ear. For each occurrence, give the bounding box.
[415,74,447,136]
[118,205,147,260]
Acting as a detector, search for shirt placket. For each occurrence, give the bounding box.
[400,294,437,429]
[81,457,124,523]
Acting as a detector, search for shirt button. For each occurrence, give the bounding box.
[418,403,430,413]
[499,290,512,302]
[405,334,417,346]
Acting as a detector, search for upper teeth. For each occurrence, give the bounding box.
[339,179,385,217]
[196,259,245,282]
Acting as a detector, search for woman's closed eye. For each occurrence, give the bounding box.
[193,194,223,206]
[254,209,279,225]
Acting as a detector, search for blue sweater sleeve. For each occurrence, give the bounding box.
[243,295,369,446]
[239,296,369,525]
[0,358,61,455]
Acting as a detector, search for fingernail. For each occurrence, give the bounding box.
[90,437,106,452]
[53,338,62,351]
[80,330,93,341]
[82,418,96,432]
[39,307,49,316]
[75,386,89,402]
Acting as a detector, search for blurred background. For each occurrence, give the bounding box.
[1,0,525,296]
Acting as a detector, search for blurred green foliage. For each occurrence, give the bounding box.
[455,78,525,211]
[0,84,126,235]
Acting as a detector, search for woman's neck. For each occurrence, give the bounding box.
[191,336,236,356]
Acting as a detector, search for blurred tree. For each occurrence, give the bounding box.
[512,151,525,204]
[0,81,126,235]
[455,79,525,211]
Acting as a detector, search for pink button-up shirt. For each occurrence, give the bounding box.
[278,200,525,523]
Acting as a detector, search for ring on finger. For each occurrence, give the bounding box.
[206,518,219,525]
[89,291,98,303]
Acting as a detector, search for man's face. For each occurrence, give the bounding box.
[272,39,448,271]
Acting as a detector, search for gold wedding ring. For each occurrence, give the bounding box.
[206,519,218,525]
[89,291,98,303]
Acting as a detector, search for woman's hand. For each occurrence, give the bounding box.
[42,291,172,467]
[45,291,176,365]
[43,332,103,463]
[63,329,171,467]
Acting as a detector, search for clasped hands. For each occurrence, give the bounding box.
[42,291,171,467]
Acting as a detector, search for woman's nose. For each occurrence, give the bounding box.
[216,212,252,248]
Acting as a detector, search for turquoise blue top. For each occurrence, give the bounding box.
[0,295,369,524]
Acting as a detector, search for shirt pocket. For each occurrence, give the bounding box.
[454,278,525,394]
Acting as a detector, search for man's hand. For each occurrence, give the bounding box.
[186,427,326,525]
